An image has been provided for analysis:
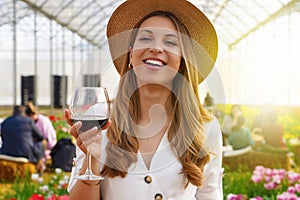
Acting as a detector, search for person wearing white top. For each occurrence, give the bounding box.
[65,0,223,199]
[68,117,223,199]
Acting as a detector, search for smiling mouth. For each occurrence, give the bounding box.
[143,59,166,67]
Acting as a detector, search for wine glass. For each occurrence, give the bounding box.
[69,87,110,180]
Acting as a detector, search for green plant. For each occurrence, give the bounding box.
[278,112,300,141]
[224,166,300,200]
[4,169,69,200]
[49,115,72,141]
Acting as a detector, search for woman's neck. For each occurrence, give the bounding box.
[133,84,172,144]
[31,114,38,121]
[138,84,172,124]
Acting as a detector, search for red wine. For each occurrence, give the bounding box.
[72,116,108,132]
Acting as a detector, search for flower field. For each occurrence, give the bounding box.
[1,105,300,199]
[224,166,300,200]
[0,169,70,200]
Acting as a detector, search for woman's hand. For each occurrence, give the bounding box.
[64,109,111,156]
[64,108,73,127]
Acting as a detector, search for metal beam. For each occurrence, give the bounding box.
[229,0,300,49]
[0,6,31,27]
[64,0,98,26]
[76,6,105,32]
[13,0,17,105]
[52,0,74,18]
[19,0,102,48]
[212,0,230,22]
[83,14,109,39]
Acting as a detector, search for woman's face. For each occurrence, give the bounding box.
[130,15,182,87]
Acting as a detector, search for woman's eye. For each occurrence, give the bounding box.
[165,40,178,47]
[138,37,152,42]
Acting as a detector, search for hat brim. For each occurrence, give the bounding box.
[107,0,218,84]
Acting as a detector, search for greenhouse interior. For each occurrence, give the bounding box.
[1,0,300,199]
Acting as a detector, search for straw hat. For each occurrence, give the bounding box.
[107,0,218,84]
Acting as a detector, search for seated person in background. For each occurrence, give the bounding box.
[222,104,243,145]
[228,115,255,150]
[0,118,3,149]
[259,112,290,153]
[261,112,288,149]
[25,101,57,160]
[0,106,45,167]
[251,105,274,135]
[204,92,214,108]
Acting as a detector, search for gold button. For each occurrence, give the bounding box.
[144,175,152,184]
[155,193,163,200]
[72,159,76,167]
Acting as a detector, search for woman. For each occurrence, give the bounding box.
[66,0,223,199]
[222,104,243,146]
[25,101,57,159]
[228,116,255,150]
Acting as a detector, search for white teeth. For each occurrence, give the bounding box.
[145,59,164,67]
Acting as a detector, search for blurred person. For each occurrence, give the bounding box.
[251,105,274,135]
[222,104,243,145]
[0,105,44,166]
[0,118,3,149]
[204,92,214,108]
[25,101,57,160]
[253,111,290,155]
[228,115,255,150]
[261,112,286,149]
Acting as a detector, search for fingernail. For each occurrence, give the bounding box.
[74,121,81,127]
[92,126,99,131]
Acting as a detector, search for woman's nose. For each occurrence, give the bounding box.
[149,41,163,53]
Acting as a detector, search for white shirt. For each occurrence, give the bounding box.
[68,116,223,200]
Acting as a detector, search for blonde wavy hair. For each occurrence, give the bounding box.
[101,11,212,187]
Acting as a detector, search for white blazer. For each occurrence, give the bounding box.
[68,116,223,200]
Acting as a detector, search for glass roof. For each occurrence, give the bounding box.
[1,0,299,48]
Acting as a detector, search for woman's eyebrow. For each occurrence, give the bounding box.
[165,33,179,39]
[138,29,153,34]
[139,29,179,38]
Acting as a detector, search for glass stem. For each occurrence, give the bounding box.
[86,150,92,176]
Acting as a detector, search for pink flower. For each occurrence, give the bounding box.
[272,169,279,176]
[272,175,283,183]
[62,127,69,132]
[29,194,44,200]
[288,186,296,194]
[226,194,246,200]
[250,197,264,200]
[277,192,298,200]
[265,168,273,176]
[264,181,276,190]
[278,169,287,177]
[254,166,265,174]
[288,172,300,183]
[58,195,69,200]
[47,194,69,200]
[252,174,263,183]
[294,183,300,193]
[47,195,58,200]
[264,176,271,182]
